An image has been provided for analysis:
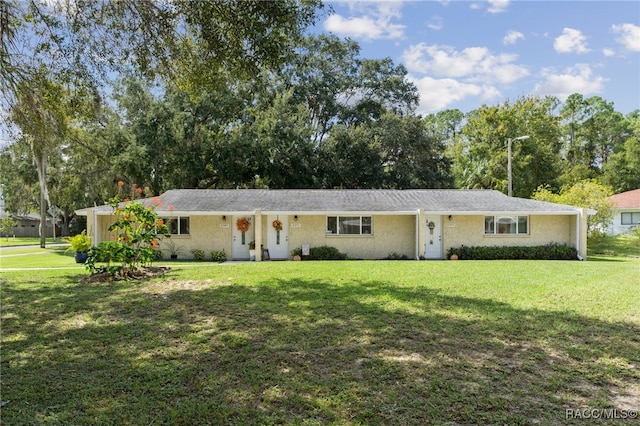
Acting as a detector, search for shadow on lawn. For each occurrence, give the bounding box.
[2,276,639,425]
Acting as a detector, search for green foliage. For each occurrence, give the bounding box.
[447,244,578,260]
[290,245,348,260]
[191,249,205,261]
[457,96,562,197]
[532,180,613,236]
[1,216,18,238]
[66,230,91,253]
[602,130,640,192]
[86,199,170,276]
[163,239,183,257]
[210,250,227,263]
[383,252,410,260]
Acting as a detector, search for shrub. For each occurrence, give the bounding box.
[290,245,347,260]
[191,249,205,260]
[384,252,410,260]
[446,244,578,260]
[210,250,227,263]
[67,230,92,253]
[86,199,170,277]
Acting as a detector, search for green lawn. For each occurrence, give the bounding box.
[588,233,640,258]
[0,237,64,247]
[1,258,639,425]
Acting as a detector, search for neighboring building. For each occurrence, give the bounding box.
[607,189,640,236]
[0,189,58,238]
[76,189,591,261]
[0,209,57,238]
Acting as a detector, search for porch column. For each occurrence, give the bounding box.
[91,210,98,246]
[417,208,425,259]
[255,209,263,261]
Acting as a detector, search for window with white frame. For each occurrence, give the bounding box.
[162,217,190,235]
[621,212,640,225]
[327,216,372,235]
[484,216,528,235]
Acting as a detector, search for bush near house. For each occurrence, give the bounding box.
[210,250,227,262]
[191,249,206,260]
[291,245,347,260]
[447,244,578,260]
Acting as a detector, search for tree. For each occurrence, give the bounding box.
[558,94,628,186]
[2,1,322,107]
[457,96,561,197]
[1,216,17,239]
[376,113,452,189]
[601,111,640,192]
[10,74,73,247]
[316,113,453,189]
[532,180,613,236]
[284,35,419,144]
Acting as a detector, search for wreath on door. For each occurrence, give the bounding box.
[236,218,250,233]
[272,219,283,231]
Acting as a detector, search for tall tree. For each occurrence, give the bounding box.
[2,0,322,108]
[10,74,73,247]
[602,110,640,192]
[558,94,628,186]
[457,96,561,197]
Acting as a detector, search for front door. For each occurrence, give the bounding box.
[232,215,254,260]
[425,215,443,259]
[267,215,289,259]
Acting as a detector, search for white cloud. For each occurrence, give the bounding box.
[470,0,510,13]
[602,48,615,57]
[427,15,444,31]
[611,23,640,52]
[323,2,405,40]
[410,76,501,113]
[503,30,524,45]
[487,0,510,14]
[533,64,606,101]
[402,43,529,84]
[554,28,590,54]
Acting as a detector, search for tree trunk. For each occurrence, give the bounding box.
[33,144,49,248]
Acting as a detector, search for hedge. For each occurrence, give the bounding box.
[446,244,578,260]
[291,245,348,260]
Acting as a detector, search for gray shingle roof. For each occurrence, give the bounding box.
[80,189,582,215]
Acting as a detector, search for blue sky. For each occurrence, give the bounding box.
[314,0,640,115]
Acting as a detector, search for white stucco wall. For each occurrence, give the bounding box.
[607,209,640,236]
[288,214,417,259]
[442,214,577,254]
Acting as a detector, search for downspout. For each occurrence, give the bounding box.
[575,211,581,260]
[579,208,588,261]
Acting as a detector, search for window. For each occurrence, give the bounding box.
[162,217,190,235]
[621,212,640,225]
[327,216,372,235]
[485,216,528,235]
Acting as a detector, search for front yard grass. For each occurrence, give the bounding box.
[2,259,639,425]
[588,233,640,258]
